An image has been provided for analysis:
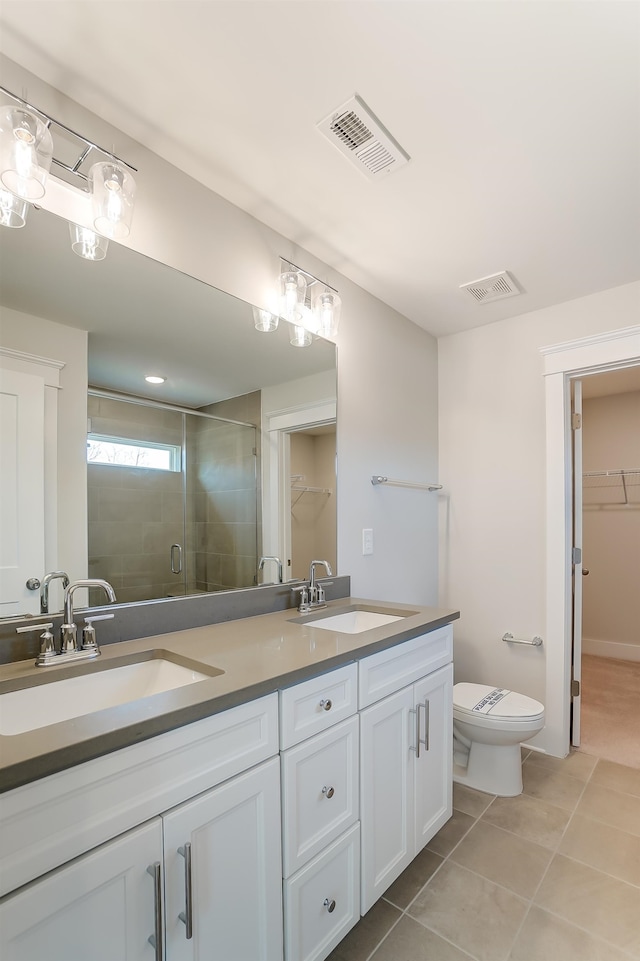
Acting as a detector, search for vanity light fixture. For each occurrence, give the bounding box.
[145,375,166,385]
[0,87,138,242]
[0,104,53,200]
[69,223,109,261]
[278,258,341,344]
[253,306,279,332]
[0,187,28,228]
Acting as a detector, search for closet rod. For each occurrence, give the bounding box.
[371,475,442,491]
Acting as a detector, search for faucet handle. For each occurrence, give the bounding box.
[291,584,310,611]
[83,614,115,624]
[81,613,114,652]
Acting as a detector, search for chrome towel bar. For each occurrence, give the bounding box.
[502,632,543,647]
[371,475,442,491]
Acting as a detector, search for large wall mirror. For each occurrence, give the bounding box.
[0,208,337,617]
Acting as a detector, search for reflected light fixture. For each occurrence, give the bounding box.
[90,161,136,239]
[290,325,312,348]
[0,104,53,200]
[145,375,166,385]
[253,306,279,332]
[0,187,28,227]
[69,223,109,261]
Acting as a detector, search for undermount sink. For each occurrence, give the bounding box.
[0,652,223,736]
[299,606,412,634]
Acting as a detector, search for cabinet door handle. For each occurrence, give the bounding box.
[420,698,430,752]
[410,706,421,758]
[319,698,333,711]
[146,862,163,961]
[323,897,336,913]
[178,842,193,940]
[322,785,335,799]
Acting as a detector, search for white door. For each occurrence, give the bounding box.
[571,379,584,746]
[0,819,163,961]
[360,686,414,914]
[0,368,45,616]
[413,664,453,852]
[163,756,283,961]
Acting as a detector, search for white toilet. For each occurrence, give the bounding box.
[452,682,545,797]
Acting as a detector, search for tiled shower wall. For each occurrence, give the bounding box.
[87,393,260,603]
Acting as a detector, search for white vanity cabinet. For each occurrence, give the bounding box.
[0,694,283,961]
[359,627,453,913]
[279,663,361,961]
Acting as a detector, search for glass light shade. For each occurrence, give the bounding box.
[312,288,341,338]
[90,161,136,239]
[0,106,53,200]
[70,223,109,261]
[279,269,307,323]
[289,324,312,348]
[0,187,28,227]
[253,306,279,332]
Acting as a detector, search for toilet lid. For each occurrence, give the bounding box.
[453,682,544,720]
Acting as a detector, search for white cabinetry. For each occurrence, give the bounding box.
[359,627,453,913]
[280,663,360,961]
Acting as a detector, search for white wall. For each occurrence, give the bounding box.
[582,390,640,659]
[1,55,440,607]
[0,306,88,586]
[438,281,640,753]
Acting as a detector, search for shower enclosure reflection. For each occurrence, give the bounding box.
[87,392,259,604]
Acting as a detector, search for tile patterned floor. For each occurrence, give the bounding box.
[327,750,640,961]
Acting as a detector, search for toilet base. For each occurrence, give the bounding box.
[452,739,524,797]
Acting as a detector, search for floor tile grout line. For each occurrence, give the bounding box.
[527,901,640,960]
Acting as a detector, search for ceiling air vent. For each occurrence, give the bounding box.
[317,94,410,180]
[459,271,522,305]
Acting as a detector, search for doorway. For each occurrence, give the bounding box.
[542,325,640,758]
[574,368,640,765]
[288,424,336,580]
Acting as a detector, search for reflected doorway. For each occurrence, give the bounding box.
[287,424,337,580]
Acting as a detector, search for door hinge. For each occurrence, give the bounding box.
[571,679,580,697]
[571,412,582,430]
[572,547,582,565]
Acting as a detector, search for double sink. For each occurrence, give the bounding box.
[0,605,408,737]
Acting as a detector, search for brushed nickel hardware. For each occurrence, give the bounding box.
[258,555,283,584]
[178,843,193,940]
[322,786,335,799]
[16,622,56,665]
[319,698,333,712]
[293,560,334,612]
[502,632,543,647]
[23,579,118,666]
[411,706,421,758]
[147,862,163,961]
[371,475,442,491]
[420,699,430,752]
[25,577,41,591]
[323,898,336,913]
[170,544,183,575]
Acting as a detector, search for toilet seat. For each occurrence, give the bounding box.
[453,682,544,723]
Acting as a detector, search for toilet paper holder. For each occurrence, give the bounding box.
[502,632,543,647]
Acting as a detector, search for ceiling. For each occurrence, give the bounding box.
[0,1,639,339]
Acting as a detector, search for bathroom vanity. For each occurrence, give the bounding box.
[0,598,457,961]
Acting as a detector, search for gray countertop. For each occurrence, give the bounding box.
[0,598,459,792]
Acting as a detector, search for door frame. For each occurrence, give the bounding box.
[541,325,640,757]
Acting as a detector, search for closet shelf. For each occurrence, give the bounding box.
[582,469,640,506]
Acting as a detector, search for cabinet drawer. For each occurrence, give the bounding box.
[0,693,279,897]
[358,626,453,708]
[282,716,359,878]
[283,822,360,961]
[280,662,357,750]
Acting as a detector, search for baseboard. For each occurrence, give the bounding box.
[582,637,640,663]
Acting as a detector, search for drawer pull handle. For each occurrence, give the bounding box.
[319,698,333,711]
[146,862,163,961]
[323,898,336,913]
[178,842,193,940]
[322,785,335,799]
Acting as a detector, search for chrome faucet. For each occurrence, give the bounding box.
[40,570,70,614]
[292,559,333,613]
[58,579,117,662]
[258,555,283,584]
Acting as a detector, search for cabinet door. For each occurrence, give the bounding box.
[163,756,283,961]
[413,664,453,853]
[0,819,163,961]
[359,686,414,914]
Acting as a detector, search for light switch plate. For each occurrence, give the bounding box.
[362,528,374,555]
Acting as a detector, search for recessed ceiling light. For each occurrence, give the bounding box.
[145,375,166,385]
